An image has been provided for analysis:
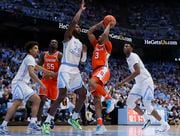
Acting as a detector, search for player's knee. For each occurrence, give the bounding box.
[143,100,154,114]
[94,96,101,105]
[78,87,86,99]
[89,78,96,89]
[126,96,136,109]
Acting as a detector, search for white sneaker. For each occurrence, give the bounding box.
[106,98,116,113]
[142,114,151,130]
[142,119,151,130]
[27,123,41,134]
[156,122,170,132]
[95,125,107,135]
[0,125,8,135]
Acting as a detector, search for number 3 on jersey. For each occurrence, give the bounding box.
[46,63,54,70]
[95,52,99,59]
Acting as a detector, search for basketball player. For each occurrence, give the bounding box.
[87,20,116,134]
[0,41,55,134]
[42,0,87,134]
[37,39,62,127]
[117,42,170,132]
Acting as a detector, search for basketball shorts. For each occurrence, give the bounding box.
[11,81,35,102]
[39,79,58,100]
[57,72,83,92]
[129,78,154,101]
[92,66,110,85]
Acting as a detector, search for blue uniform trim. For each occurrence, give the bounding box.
[58,72,68,89]
[13,84,24,100]
[71,82,83,92]
[143,86,153,100]
[61,62,78,67]
[129,93,142,98]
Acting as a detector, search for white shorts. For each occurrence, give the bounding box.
[11,81,35,102]
[129,78,154,101]
[57,72,83,92]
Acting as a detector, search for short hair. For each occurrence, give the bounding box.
[25,41,39,53]
[124,41,135,48]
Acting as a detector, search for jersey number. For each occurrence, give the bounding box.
[47,63,54,70]
[95,52,99,59]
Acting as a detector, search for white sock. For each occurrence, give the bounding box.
[72,112,79,120]
[160,119,166,125]
[37,121,41,125]
[30,117,37,124]
[45,114,54,123]
[143,113,150,120]
[1,121,8,127]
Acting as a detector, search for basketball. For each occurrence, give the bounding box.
[103,15,116,28]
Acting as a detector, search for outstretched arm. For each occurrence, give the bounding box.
[87,21,103,44]
[117,63,140,87]
[64,0,86,42]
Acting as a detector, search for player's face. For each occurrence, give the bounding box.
[30,45,39,57]
[49,40,58,49]
[74,24,81,34]
[123,44,132,55]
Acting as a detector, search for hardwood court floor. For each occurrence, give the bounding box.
[6,125,180,136]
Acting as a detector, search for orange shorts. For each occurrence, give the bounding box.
[39,79,58,100]
[92,66,110,85]
[91,67,110,96]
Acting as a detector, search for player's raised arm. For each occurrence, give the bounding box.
[87,21,103,44]
[64,0,86,42]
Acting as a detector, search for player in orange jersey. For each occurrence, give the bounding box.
[37,39,62,127]
[87,20,116,134]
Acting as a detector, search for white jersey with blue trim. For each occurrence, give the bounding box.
[127,52,152,84]
[60,36,83,73]
[12,54,36,84]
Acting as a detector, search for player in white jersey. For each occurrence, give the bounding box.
[42,0,87,134]
[117,42,170,132]
[0,41,55,135]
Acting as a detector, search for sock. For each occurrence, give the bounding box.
[72,112,79,120]
[143,113,150,120]
[30,117,37,124]
[37,121,41,125]
[45,114,54,123]
[160,119,166,125]
[96,84,111,99]
[1,121,8,127]
[97,118,103,126]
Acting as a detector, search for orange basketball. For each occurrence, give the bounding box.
[103,15,116,28]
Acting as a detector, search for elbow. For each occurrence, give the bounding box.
[87,30,92,36]
[135,71,140,75]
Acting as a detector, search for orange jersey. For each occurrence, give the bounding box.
[91,39,112,70]
[42,51,61,81]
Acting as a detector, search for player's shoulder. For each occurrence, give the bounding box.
[130,52,139,58]
[24,54,35,63]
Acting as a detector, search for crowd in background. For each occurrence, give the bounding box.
[0,43,179,125]
[0,0,179,40]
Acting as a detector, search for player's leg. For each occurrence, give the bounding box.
[0,100,22,134]
[90,67,112,100]
[37,95,46,125]
[27,93,41,134]
[90,67,115,113]
[68,73,87,130]
[142,81,169,131]
[0,83,25,134]
[93,93,107,134]
[42,72,68,134]
[37,79,48,125]
[143,99,170,132]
